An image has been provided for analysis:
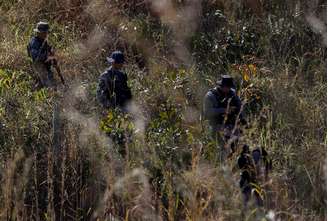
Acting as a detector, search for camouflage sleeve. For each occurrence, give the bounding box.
[203,93,226,119]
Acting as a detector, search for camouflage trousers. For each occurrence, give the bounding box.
[32,62,56,88]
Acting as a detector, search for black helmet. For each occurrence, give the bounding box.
[217,75,235,88]
[34,21,50,33]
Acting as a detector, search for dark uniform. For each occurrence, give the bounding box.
[203,87,243,130]
[96,67,132,109]
[203,75,246,158]
[27,22,56,88]
[96,51,132,111]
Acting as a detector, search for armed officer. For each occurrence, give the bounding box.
[27,21,65,89]
[203,75,246,158]
[96,51,132,111]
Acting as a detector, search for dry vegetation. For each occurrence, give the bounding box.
[0,0,326,220]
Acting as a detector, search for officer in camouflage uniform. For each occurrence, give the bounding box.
[96,51,132,111]
[203,75,246,159]
[27,21,64,89]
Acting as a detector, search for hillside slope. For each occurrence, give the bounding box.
[0,0,326,220]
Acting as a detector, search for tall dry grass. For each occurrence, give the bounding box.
[0,0,326,220]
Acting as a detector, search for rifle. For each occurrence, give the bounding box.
[53,59,66,86]
[48,47,66,86]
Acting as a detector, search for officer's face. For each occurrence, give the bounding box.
[38,32,48,39]
[113,62,123,70]
[221,86,231,94]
